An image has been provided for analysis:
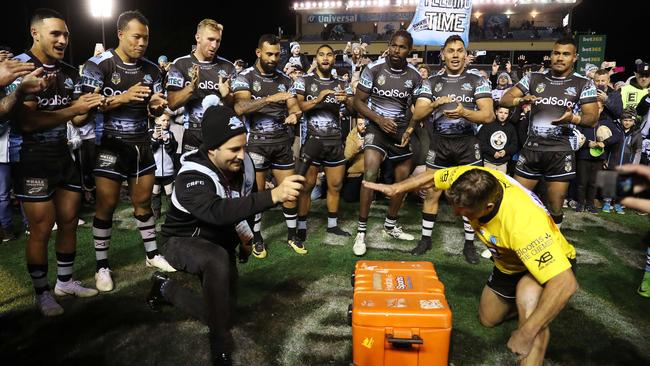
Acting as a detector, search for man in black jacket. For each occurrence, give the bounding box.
[147,105,304,366]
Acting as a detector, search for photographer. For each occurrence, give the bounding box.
[148,105,304,366]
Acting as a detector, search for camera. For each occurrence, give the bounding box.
[595,171,650,199]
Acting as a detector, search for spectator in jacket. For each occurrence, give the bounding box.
[150,112,178,219]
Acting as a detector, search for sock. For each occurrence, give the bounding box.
[421,213,437,242]
[135,214,159,259]
[298,215,307,231]
[384,215,397,231]
[93,217,112,271]
[645,247,650,273]
[357,217,368,234]
[327,212,337,229]
[56,251,75,283]
[253,213,263,242]
[551,213,563,229]
[462,216,475,246]
[27,263,49,295]
[283,206,298,240]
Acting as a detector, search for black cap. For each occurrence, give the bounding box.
[201,105,247,150]
[636,60,650,74]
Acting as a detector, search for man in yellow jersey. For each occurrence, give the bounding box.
[363,166,578,366]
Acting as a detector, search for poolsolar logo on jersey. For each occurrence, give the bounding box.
[253,81,261,92]
[111,72,121,85]
[310,83,318,93]
[564,86,577,97]
[535,83,546,94]
[143,74,153,84]
[64,78,74,90]
[434,82,443,93]
[228,116,244,130]
[278,84,287,92]
[377,74,386,86]
[461,82,472,91]
[404,79,413,89]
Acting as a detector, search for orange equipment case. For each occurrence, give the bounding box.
[349,261,452,366]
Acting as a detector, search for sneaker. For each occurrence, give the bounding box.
[463,242,480,264]
[638,273,650,298]
[382,226,415,241]
[568,200,578,209]
[252,240,267,259]
[95,268,114,292]
[2,230,17,242]
[586,205,598,214]
[614,204,625,215]
[147,271,170,311]
[35,291,64,316]
[146,254,177,272]
[562,199,568,208]
[326,226,351,237]
[602,202,612,213]
[637,211,648,216]
[575,204,585,213]
[353,233,366,256]
[481,248,493,259]
[410,238,432,256]
[54,280,99,297]
[287,237,308,255]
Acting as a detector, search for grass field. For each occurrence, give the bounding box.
[0,197,649,366]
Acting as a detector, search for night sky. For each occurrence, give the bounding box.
[1,0,644,80]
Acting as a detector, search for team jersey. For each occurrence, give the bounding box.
[434,165,576,283]
[8,52,79,145]
[80,49,162,142]
[428,71,492,136]
[515,70,597,151]
[357,58,430,140]
[231,66,293,143]
[165,53,236,129]
[293,73,353,140]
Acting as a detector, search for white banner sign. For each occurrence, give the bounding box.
[407,0,473,46]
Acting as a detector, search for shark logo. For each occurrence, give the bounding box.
[404,79,413,89]
[143,74,154,84]
[461,82,472,91]
[228,116,244,130]
[64,78,74,89]
[564,86,577,97]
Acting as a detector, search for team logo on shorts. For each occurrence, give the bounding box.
[404,79,413,89]
[517,154,526,167]
[474,143,481,160]
[311,83,319,93]
[249,152,266,166]
[461,83,472,91]
[24,178,47,196]
[426,149,436,163]
[377,75,386,86]
[564,154,573,172]
[143,74,154,84]
[364,133,374,145]
[434,83,443,93]
[253,81,261,92]
[278,84,287,92]
[111,72,121,85]
[535,83,546,94]
[97,152,117,168]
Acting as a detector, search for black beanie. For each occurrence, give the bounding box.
[201,105,247,150]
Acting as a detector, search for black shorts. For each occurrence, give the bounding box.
[13,143,81,202]
[94,136,156,181]
[515,148,576,182]
[364,123,412,162]
[247,140,295,171]
[304,137,346,167]
[426,134,482,169]
[182,128,201,153]
[486,258,577,299]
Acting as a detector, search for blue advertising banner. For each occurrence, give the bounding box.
[407,0,473,46]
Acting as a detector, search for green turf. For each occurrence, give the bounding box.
[0,198,649,366]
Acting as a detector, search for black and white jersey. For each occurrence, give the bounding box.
[231,66,294,142]
[80,49,163,142]
[8,52,79,145]
[293,74,352,140]
[357,58,430,139]
[515,70,597,151]
[165,53,236,129]
[428,71,492,136]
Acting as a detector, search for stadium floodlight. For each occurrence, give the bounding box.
[337,1,343,7]
[89,0,112,48]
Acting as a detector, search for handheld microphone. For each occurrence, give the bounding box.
[296,138,323,176]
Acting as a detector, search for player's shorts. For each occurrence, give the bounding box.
[247,139,295,171]
[94,135,156,181]
[13,142,81,202]
[426,134,482,169]
[364,123,412,162]
[181,127,201,153]
[304,137,346,167]
[515,148,576,182]
[486,258,576,299]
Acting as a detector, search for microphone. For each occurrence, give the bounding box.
[296,138,323,176]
